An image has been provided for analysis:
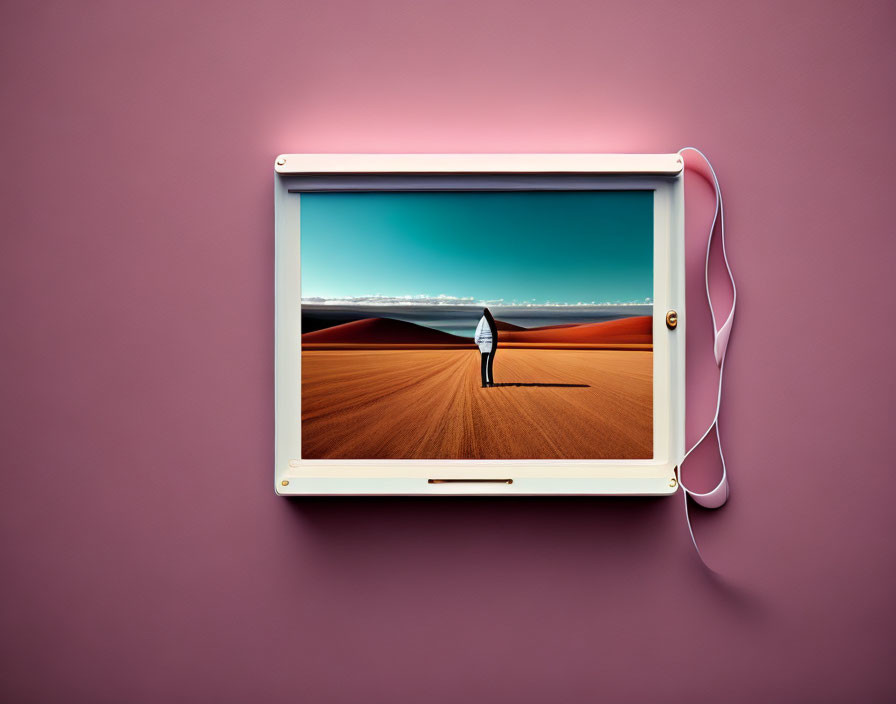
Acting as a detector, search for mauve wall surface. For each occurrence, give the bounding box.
[1,1,894,702]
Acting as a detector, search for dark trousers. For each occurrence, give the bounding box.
[480,350,496,386]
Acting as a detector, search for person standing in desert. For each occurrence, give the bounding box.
[475,307,498,387]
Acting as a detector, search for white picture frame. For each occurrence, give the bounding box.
[275,154,685,495]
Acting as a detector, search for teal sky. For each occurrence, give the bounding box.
[300,191,653,305]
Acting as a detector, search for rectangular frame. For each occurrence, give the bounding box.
[275,154,685,495]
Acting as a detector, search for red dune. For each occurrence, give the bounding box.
[498,315,652,344]
[302,317,472,345]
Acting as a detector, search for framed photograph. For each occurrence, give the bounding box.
[275,154,685,495]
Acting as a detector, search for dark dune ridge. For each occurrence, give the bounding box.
[301,317,473,345]
[301,309,371,334]
[494,320,527,331]
[302,315,652,346]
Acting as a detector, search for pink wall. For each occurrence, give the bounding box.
[2,1,894,701]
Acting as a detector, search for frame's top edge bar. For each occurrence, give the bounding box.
[274,153,683,176]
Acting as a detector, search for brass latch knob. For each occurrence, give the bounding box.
[666,310,678,329]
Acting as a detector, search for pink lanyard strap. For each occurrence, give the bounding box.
[677,147,737,561]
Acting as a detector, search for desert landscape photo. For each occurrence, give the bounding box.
[299,190,654,460]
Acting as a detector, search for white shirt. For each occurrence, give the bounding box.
[475,316,494,353]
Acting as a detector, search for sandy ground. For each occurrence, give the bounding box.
[302,342,651,351]
[301,348,652,460]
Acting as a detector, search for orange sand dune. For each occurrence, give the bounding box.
[498,315,652,344]
[301,348,652,460]
[302,317,471,345]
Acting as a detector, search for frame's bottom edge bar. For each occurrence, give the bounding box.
[276,477,680,497]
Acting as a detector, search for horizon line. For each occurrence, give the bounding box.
[302,295,653,308]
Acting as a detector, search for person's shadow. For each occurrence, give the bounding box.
[491,382,589,388]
